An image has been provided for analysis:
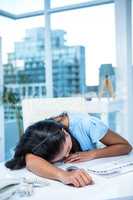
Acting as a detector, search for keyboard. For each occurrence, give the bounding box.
[87,156,133,176]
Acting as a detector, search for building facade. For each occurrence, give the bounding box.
[4,27,86,119]
[99,63,117,131]
[99,63,116,97]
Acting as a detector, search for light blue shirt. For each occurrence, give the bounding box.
[68,112,109,151]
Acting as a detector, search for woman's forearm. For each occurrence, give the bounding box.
[25,154,93,187]
[64,144,132,163]
[26,154,64,181]
[97,130,132,159]
[93,143,132,159]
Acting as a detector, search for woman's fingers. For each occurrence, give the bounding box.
[64,153,80,163]
[64,151,96,163]
[60,168,94,187]
[79,169,93,185]
[75,176,85,187]
[72,178,80,187]
[65,157,80,163]
[71,169,93,187]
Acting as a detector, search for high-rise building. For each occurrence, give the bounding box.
[99,63,117,131]
[99,63,116,97]
[4,27,86,119]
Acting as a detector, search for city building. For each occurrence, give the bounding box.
[99,63,117,131]
[99,63,116,98]
[4,27,86,119]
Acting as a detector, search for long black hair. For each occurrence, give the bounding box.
[48,112,82,153]
[5,120,67,170]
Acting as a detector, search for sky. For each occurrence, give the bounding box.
[0,0,116,85]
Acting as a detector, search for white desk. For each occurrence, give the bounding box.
[1,152,133,200]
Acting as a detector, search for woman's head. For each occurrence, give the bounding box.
[5,120,72,170]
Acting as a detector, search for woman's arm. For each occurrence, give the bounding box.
[64,129,132,163]
[25,154,93,187]
[97,129,132,157]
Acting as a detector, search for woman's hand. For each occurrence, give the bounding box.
[58,169,93,187]
[64,151,96,163]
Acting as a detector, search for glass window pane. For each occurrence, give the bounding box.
[89,111,120,133]
[51,4,116,97]
[0,0,44,14]
[51,0,95,8]
[1,15,45,160]
[132,0,133,65]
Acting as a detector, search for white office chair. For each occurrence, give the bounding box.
[22,97,87,130]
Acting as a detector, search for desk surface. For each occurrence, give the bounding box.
[1,152,133,200]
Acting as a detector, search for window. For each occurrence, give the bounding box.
[51,4,115,95]
[51,0,95,8]
[41,86,46,96]
[28,86,33,96]
[0,11,45,160]
[22,87,26,96]
[34,86,39,96]
[0,0,44,14]
[1,0,133,161]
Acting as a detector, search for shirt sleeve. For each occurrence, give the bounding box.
[82,115,109,144]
